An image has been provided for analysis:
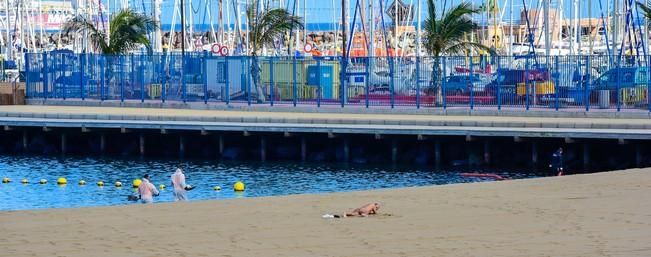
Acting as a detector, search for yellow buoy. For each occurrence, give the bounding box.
[78,180,86,185]
[2,177,10,183]
[39,179,48,184]
[213,186,221,191]
[159,184,166,190]
[132,179,142,188]
[97,181,104,186]
[115,181,123,187]
[21,179,28,184]
[57,177,67,185]
[233,181,245,191]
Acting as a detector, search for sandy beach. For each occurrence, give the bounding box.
[2,169,651,257]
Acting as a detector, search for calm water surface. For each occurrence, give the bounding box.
[0,155,538,210]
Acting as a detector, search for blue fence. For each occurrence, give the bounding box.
[24,52,651,111]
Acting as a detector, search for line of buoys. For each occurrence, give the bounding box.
[132,179,142,188]
[233,181,245,192]
[2,176,248,195]
[57,177,67,185]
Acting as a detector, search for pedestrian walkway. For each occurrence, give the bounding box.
[2,105,651,140]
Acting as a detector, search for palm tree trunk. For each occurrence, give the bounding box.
[250,54,266,103]
[431,56,443,106]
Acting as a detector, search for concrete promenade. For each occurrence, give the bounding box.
[27,99,651,119]
[2,105,651,140]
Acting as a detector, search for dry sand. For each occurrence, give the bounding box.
[2,169,651,257]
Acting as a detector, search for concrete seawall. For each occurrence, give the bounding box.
[0,105,649,171]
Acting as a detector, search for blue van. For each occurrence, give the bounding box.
[590,67,649,106]
[592,67,649,90]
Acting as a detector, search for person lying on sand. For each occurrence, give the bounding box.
[323,203,381,218]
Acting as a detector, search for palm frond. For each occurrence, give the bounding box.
[423,2,487,57]
[108,9,158,54]
[637,1,651,20]
[444,41,495,55]
[247,1,304,54]
[63,15,109,52]
[424,0,438,54]
[65,8,158,54]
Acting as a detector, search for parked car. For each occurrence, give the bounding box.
[442,74,491,94]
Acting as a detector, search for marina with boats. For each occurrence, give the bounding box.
[0,0,645,111]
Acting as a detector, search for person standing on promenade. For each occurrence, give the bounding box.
[138,174,159,204]
[550,147,564,176]
[171,168,188,201]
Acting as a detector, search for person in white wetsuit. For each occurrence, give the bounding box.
[171,168,188,201]
[137,174,159,204]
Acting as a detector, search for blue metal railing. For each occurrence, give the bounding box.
[23,52,651,112]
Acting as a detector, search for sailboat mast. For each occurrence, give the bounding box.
[493,0,498,51]
[417,0,421,56]
[294,0,299,52]
[84,0,89,52]
[544,0,550,60]
[188,0,194,51]
[38,0,44,51]
[181,0,186,54]
[219,0,224,43]
[332,0,338,54]
[570,0,576,54]
[152,0,162,52]
[303,0,306,47]
[510,0,514,55]
[394,0,398,57]
[207,0,217,43]
[588,0,593,54]
[557,0,563,54]
[342,0,347,58]
[18,1,23,54]
[106,0,110,45]
[613,0,619,57]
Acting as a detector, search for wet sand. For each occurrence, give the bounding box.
[2,168,651,257]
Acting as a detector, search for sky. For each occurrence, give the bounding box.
[99,0,622,27]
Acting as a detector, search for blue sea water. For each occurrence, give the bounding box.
[0,155,537,211]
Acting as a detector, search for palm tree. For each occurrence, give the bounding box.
[63,9,158,54]
[247,0,304,103]
[637,1,651,24]
[423,0,492,104]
